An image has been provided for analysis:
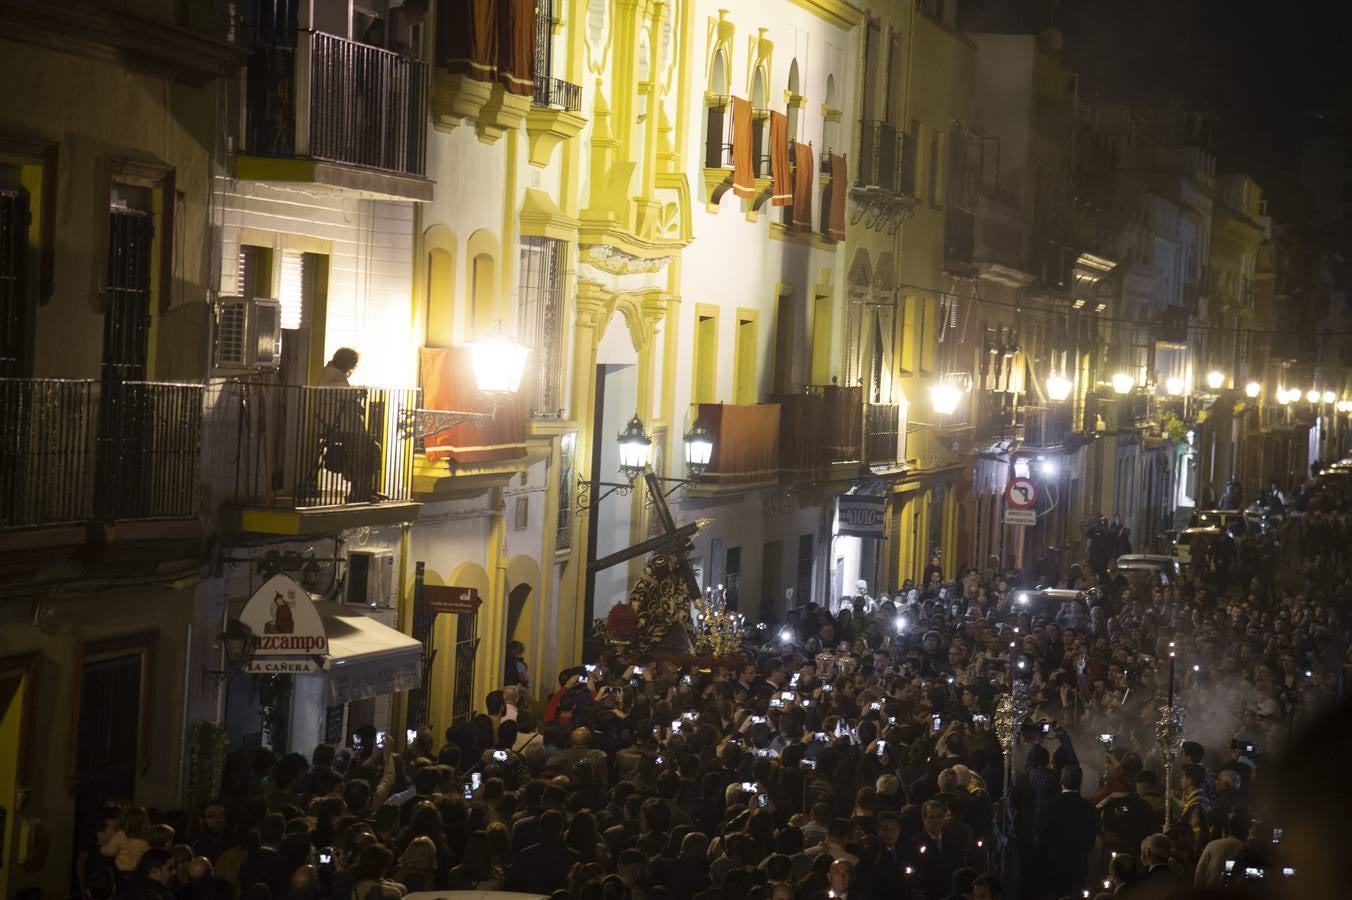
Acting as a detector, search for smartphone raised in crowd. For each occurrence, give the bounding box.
[406,728,418,745]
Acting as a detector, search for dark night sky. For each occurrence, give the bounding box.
[960,0,1352,216]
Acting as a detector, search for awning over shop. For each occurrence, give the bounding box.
[315,602,422,705]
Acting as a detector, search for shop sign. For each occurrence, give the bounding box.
[238,573,329,655]
[837,495,886,540]
[426,585,482,615]
[244,658,321,674]
[1004,508,1037,526]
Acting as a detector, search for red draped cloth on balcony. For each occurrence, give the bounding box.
[828,153,848,241]
[497,0,534,95]
[419,347,527,464]
[698,402,781,486]
[439,0,498,82]
[769,111,792,206]
[791,142,814,232]
[731,97,756,200]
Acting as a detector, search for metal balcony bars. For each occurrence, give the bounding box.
[532,0,582,111]
[1,378,202,528]
[0,188,27,378]
[705,98,734,169]
[0,378,95,528]
[857,120,899,193]
[221,380,418,509]
[533,76,582,110]
[245,27,427,176]
[94,381,203,520]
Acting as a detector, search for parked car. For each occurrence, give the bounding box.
[1115,553,1182,584]
[1191,508,1250,539]
[1175,525,1230,567]
[1011,586,1096,618]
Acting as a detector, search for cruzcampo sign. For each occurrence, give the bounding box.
[238,573,329,656]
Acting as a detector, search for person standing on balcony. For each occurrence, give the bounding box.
[318,348,384,503]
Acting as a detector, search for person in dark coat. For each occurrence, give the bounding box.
[901,800,971,900]
[504,809,580,894]
[1037,765,1098,897]
[237,814,291,900]
[118,848,176,900]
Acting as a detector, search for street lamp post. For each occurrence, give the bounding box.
[577,415,717,637]
[577,415,717,511]
[201,619,256,690]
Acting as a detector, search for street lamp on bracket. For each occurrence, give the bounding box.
[201,619,256,691]
[576,415,716,514]
[398,326,531,440]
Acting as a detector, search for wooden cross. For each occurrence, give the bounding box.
[587,471,703,601]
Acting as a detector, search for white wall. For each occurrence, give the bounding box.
[216,179,416,386]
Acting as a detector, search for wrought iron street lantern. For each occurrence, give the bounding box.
[683,419,714,478]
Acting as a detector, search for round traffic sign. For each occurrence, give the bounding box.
[1006,477,1038,509]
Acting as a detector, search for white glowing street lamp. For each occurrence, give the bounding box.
[1306,389,1320,404]
[1111,372,1135,395]
[1206,370,1226,391]
[468,329,531,395]
[930,382,962,415]
[616,415,653,479]
[1046,373,1073,402]
[1322,390,1336,404]
[1165,377,1185,396]
[402,327,530,440]
[683,418,714,478]
[1244,381,1261,399]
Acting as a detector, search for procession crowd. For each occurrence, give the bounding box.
[76,481,1352,900]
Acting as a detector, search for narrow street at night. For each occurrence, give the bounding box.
[1,0,1351,898]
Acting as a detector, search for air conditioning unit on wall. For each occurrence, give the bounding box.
[348,548,394,607]
[214,295,282,371]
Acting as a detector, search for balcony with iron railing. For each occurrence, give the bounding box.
[242,28,429,197]
[1019,403,1076,448]
[774,392,828,480]
[772,386,902,482]
[813,384,863,463]
[704,98,734,169]
[532,76,581,111]
[945,204,976,267]
[856,120,899,194]
[974,189,1025,269]
[864,402,901,468]
[1,378,203,556]
[204,379,421,533]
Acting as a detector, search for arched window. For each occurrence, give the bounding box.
[426,248,455,346]
[471,252,495,335]
[705,50,731,167]
[822,72,839,156]
[787,58,802,139]
[711,49,728,95]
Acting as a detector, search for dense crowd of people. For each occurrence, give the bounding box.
[75,476,1352,900]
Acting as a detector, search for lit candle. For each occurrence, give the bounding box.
[1167,642,1176,708]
